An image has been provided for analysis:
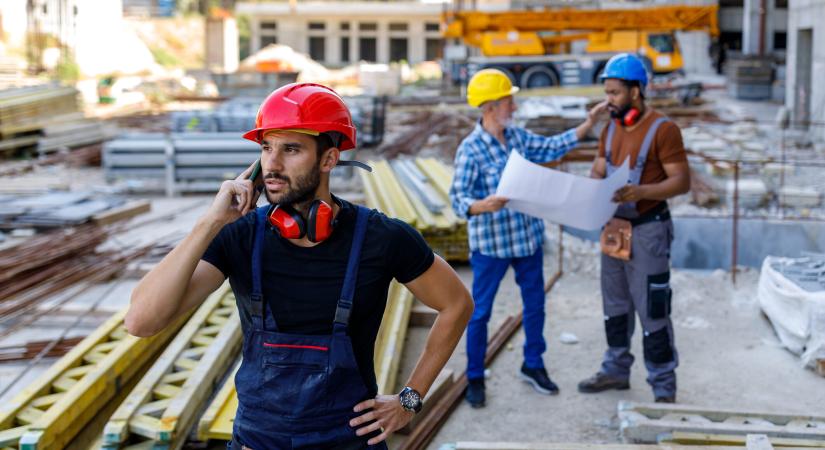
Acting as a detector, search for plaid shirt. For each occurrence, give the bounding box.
[449,121,579,259]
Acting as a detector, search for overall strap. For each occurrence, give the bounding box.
[633,117,669,182]
[333,206,370,335]
[251,206,279,331]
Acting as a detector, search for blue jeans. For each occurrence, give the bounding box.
[466,249,547,381]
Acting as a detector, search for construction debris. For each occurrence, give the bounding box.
[758,255,825,370]
[618,401,825,444]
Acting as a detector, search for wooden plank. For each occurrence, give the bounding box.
[663,431,825,448]
[374,281,414,394]
[196,361,240,441]
[91,200,151,226]
[453,442,749,449]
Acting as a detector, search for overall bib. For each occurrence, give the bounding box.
[231,205,388,449]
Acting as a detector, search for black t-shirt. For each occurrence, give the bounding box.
[201,199,434,395]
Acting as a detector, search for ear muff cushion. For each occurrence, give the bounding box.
[269,204,305,239]
[307,200,334,243]
[623,108,641,126]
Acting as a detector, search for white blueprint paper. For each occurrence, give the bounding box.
[495,151,630,230]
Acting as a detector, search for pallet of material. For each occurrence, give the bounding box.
[102,284,241,450]
[102,132,260,194]
[0,85,81,137]
[359,157,468,262]
[0,192,133,229]
[618,401,825,444]
[0,307,192,449]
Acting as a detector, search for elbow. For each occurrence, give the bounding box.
[459,290,474,327]
[125,293,162,338]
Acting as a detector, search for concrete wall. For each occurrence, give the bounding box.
[565,217,825,270]
[236,2,444,66]
[786,0,825,141]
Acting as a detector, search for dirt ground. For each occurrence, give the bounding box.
[393,233,825,449]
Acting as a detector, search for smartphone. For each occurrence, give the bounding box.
[248,159,262,183]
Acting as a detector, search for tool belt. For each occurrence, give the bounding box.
[601,218,632,260]
[600,202,670,260]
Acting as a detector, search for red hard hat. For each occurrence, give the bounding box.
[242,83,357,150]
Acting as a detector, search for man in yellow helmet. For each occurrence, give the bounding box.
[450,68,606,408]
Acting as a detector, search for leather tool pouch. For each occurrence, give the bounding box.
[600,218,632,261]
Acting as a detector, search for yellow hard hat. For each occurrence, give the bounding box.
[466,69,519,108]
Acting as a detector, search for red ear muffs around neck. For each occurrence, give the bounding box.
[267,200,336,242]
[622,107,641,126]
[307,200,334,243]
[268,204,306,240]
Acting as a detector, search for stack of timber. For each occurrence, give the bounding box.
[102,284,240,449]
[360,157,468,262]
[0,307,191,449]
[0,84,111,157]
[197,280,415,442]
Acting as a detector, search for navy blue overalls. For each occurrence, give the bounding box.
[231,205,387,449]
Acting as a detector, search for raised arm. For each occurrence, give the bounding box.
[125,163,260,337]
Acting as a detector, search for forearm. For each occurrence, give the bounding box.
[128,217,223,333]
[404,300,471,397]
[575,118,595,141]
[640,173,690,201]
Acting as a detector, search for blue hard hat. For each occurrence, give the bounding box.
[599,53,649,89]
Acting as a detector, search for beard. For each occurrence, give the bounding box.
[609,102,633,120]
[264,160,321,207]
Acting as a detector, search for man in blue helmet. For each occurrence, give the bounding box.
[578,53,690,403]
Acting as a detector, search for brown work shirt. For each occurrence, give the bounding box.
[598,109,687,214]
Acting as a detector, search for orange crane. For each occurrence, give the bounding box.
[442,5,719,88]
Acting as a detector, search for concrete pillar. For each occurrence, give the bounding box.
[328,21,341,66]
[742,0,765,54]
[409,21,425,64]
[278,18,303,53]
[377,22,389,63]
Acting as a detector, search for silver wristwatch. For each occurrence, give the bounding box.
[398,386,422,413]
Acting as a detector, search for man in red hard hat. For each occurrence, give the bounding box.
[126,83,473,449]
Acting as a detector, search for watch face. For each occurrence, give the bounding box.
[400,388,421,412]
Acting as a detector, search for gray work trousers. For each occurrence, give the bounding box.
[599,218,678,398]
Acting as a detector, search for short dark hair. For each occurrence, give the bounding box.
[620,79,645,99]
[315,132,346,157]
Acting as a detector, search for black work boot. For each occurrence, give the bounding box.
[519,363,559,395]
[465,378,486,408]
[655,395,676,403]
[577,372,630,393]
